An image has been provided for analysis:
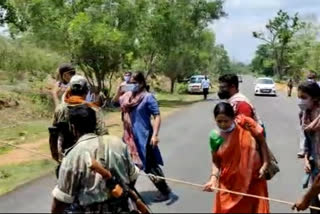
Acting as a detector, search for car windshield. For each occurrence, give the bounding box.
[190,77,204,83]
[257,79,274,84]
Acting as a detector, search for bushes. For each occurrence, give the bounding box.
[176,83,188,94]
[0,37,66,83]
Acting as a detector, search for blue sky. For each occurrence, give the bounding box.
[210,0,320,63]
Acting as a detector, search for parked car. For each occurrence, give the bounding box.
[254,77,277,96]
[188,75,205,94]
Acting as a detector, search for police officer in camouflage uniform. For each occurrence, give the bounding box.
[51,105,139,213]
[50,75,108,163]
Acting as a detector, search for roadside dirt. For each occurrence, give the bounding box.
[0,139,49,167]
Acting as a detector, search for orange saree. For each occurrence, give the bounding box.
[213,125,269,213]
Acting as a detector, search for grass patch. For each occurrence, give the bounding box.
[0,145,12,155]
[156,92,202,108]
[0,159,55,196]
[276,82,297,96]
[156,92,203,118]
[156,92,202,103]
[38,140,51,155]
[0,120,50,143]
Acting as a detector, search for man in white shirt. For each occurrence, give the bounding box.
[201,76,211,100]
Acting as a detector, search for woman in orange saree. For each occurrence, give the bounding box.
[204,102,270,213]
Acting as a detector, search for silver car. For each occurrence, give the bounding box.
[254,77,277,96]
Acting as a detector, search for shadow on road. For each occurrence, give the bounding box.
[140,190,180,206]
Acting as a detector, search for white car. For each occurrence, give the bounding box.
[188,75,205,94]
[254,77,277,96]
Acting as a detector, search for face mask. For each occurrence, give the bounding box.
[132,84,140,93]
[218,90,231,100]
[124,76,131,83]
[298,98,313,111]
[219,122,236,133]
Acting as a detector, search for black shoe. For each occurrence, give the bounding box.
[153,191,170,203]
[297,152,305,159]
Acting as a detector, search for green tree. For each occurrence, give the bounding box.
[149,0,225,93]
[251,44,274,76]
[253,10,304,78]
[289,22,320,78]
[213,44,231,74]
[1,0,226,95]
[230,61,249,74]
[0,36,65,82]
[0,0,150,97]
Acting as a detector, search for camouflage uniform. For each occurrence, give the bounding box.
[52,134,139,213]
[52,102,108,161]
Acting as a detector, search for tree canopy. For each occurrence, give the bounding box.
[0,0,230,94]
[251,10,320,81]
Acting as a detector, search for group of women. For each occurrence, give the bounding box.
[203,80,320,213]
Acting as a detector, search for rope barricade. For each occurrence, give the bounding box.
[1,141,320,211]
[140,173,320,211]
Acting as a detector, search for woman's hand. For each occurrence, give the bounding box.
[293,175,320,211]
[203,176,218,192]
[151,135,159,148]
[292,196,311,211]
[259,162,269,179]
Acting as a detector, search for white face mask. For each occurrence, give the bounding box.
[219,122,236,133]
[124,76,131,83]
[122,83,140,92]
[298,98,313,111]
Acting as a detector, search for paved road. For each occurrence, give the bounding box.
[0,76,306,213]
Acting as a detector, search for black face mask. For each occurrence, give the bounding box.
[218,90,231,100]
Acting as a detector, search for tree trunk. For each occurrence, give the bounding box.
[278,46,286,78]
[107,70,115,99]
[145,51,156,79]
[273,49,280,77]
[170,78,176,94]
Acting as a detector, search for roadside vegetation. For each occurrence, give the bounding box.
[251,10,320,82]
[0,0,229,196]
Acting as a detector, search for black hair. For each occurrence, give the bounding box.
[298,81,320,100]
[218,74,239,90]
[146,85,150,92]
[133,72,147,90]
[59,63,76,77]
[69,105,96,134]
[70,83,89,96]
[307,71,317,79]
[125,71,132,76]
[214,102,235,119]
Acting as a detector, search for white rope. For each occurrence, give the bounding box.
[141,173,320,211]
[1,140,319,211]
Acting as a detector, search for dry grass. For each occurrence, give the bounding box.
[275,82,298,96]
[0,160,55,196]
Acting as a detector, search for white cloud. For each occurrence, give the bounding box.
[226,0,282,10]
[211,0,320,63]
